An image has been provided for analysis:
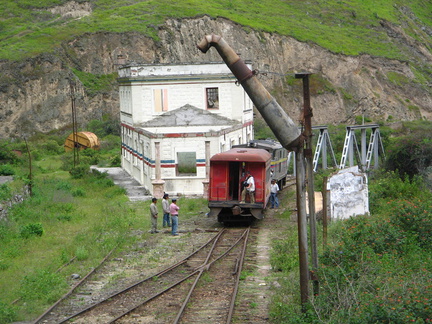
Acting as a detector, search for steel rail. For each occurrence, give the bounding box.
[226,227,250,323]
[107,228,249,323]
[107,228,232,323]
[57,229,225,323]
[33,246,117,324]
[172,227,250,324]
[107,268,202,323]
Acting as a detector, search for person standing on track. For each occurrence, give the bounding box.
[162,193,171,228]
[150,197,159,234]
[170,198,180,236]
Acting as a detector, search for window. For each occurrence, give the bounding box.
[154,89,168,112]
[206,87,219,109]
[177,152,197,176]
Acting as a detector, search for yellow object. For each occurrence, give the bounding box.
[64,132,100,152]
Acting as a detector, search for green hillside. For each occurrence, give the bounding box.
[1,0,431,61]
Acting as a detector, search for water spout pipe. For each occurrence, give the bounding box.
[197,34,301,151]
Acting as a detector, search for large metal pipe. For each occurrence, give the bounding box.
[197,34,301,151]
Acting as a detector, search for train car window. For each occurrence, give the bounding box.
[177,152,197,176]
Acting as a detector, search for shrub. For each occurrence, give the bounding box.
[385,121,432,178]
[69,165,90,179]
[38,139,63,155]
[87,169,115,188]
[388,198,432,248]
[0,164,15,176]
[30,149,42,161]
[314,199,432,323]
[55,180,72,191]
[19,223,44,238]
[81,149,100,165]
[369,171,425,214]
[109,154,121,167]
[100,134,121,151]
[87,115,120,138]
[71,187,86,197]
[0,141,19,164]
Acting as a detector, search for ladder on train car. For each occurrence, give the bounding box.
[312,126,337,172]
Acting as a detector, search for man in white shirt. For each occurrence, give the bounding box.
[240,171,255,204]
[270,179,279,208]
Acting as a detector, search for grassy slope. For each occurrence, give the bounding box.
[0,0,431,61]
[0,165,134,319]
[0,152,209,321]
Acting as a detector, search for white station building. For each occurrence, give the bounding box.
[118,62,254,197]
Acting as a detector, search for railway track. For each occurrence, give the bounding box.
[35,227,251,324]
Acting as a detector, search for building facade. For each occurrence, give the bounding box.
[118,62,254,197]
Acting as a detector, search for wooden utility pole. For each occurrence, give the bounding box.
[296,72,319,303]
[322,176,328,247]
[295,145,309,306]
[69,79,79,167]
[24,138,33,197]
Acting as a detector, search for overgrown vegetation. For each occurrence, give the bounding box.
[1,115,431,322]
[269,120,432,323]
[0,118,125,322]
[0,115,213,322]
[1,0,431,65]
[385,120,432,182]
[72,69,118,97]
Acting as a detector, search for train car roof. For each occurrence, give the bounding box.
[232,139,283,150]
[210,148,271,162]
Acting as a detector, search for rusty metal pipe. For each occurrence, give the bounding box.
[197,34,301,151]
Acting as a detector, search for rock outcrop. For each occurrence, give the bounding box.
[0,16,431,138]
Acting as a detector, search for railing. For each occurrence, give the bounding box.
[208,185,266,202]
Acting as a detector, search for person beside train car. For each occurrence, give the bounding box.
[240,171,255,204]
[170,198,180,236]
[162,193,171,228]
[149,197,159,234]
[270,179,280,209]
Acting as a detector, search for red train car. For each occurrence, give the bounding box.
[208,148,272,224]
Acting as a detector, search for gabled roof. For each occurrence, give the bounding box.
[140,104,238,127]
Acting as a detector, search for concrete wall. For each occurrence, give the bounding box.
[119,62,253,126]
[121,126,248,196]
[119,62,255,196]
[328,166,369,220]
